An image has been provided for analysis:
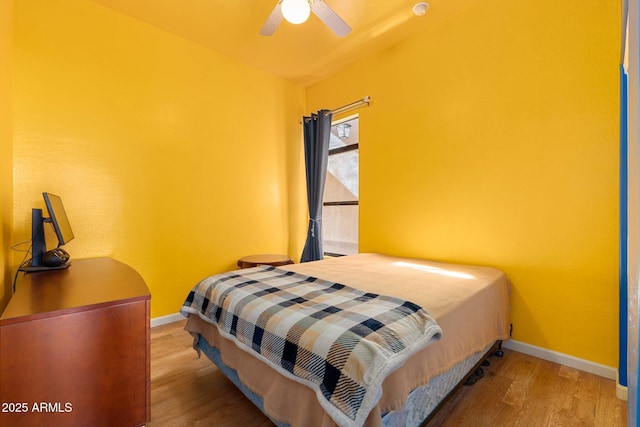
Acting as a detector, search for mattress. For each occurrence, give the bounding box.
[183,253,511,426]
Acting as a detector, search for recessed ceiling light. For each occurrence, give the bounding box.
[412,2,429,16]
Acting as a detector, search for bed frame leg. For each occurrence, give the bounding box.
[463,367,485,386]
[463,341,504,387]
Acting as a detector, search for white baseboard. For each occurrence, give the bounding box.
[503,339,617,381]
[616,383,628,401]
[150,312,184,328]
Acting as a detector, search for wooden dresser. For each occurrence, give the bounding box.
[0,257,151,427]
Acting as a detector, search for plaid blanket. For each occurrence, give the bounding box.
[180,265,442,427]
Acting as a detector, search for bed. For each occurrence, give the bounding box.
[180,253,511,426]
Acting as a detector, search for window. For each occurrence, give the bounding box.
[323,115,359,256]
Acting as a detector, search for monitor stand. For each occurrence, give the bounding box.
[19,262,71,273]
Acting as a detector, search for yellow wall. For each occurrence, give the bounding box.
[12,0,304,317]
[6,0,621,369]
[307,0,620,367]
[0,0,13,312]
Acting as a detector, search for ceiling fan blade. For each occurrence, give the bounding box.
[259,3,283,36]
[311,1,351,37]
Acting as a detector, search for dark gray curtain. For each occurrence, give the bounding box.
[300,109,333,262]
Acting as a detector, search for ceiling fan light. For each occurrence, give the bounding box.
[281,0,311,25]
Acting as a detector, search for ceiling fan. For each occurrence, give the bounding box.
[260,0,352,37]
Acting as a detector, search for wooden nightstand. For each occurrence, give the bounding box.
[237,254,294,269]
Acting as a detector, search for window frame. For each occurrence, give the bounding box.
[322,115,359,257]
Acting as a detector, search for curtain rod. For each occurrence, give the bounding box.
[329,96,371,116]
[303,96,371,123]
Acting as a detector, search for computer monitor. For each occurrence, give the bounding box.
[43,192,75,246]
[25,192,74,271]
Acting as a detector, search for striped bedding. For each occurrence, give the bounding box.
[180,265,443,427]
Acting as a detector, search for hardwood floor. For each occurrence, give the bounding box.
[425,350,627,426]
[148,319,272,427]
[149,320,627,426]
